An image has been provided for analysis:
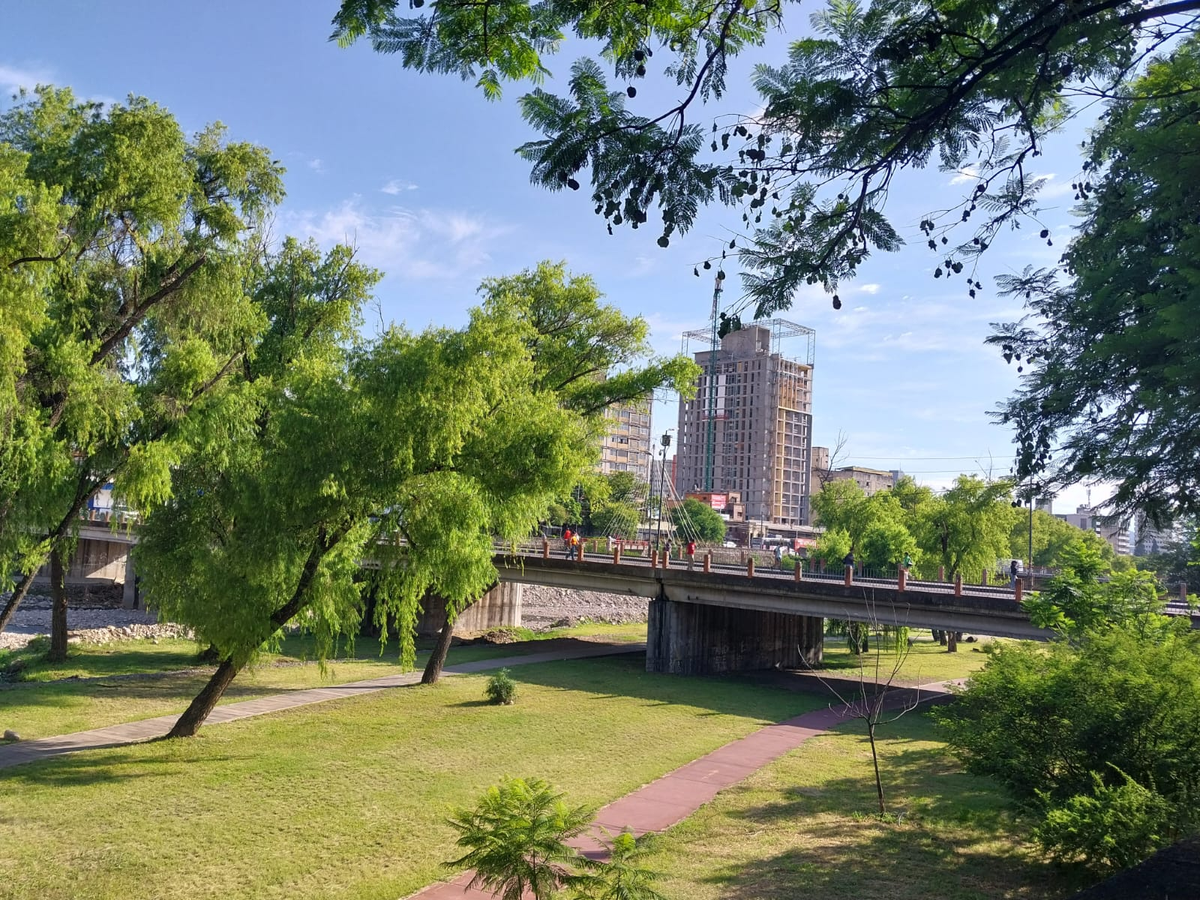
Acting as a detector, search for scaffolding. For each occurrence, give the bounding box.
[678,317,817,525]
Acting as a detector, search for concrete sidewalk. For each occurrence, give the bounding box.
[0,641,644,771]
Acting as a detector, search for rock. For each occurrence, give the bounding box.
[2,730,20,742]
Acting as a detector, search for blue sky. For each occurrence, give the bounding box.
[1,1,1101,512]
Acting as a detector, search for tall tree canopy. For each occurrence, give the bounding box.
[990,37,1200,521]
[333,0,1199,311]
[140,259,697,736]
[0,87,283,645]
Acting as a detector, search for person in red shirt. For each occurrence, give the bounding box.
[563,528,573,558]
[686,540,697,570]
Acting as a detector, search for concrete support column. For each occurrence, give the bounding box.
[794,561,803,582]
[954,574,963,596]
[662,549,670,569]
[844,565,853,587]
[121,552,138,610]
[647,597,823,675]
[542,538,550,559]
[1181,582,1189,602]
[417,582,523,636]
[703,553,711,573]
[613,545,621,565]
[576,542,584,563]
[897,567,907,592]
[1015,578,1024,603]
[651,550,658,570]
[746,558,755,578]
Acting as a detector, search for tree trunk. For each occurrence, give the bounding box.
[867,722,886,815]
[48,545,69,662]
[168,657,242,738]
[947,631,958,653]
[0,570,35,635]
[422,608,455,685]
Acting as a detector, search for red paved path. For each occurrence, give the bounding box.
[411,704,857,899]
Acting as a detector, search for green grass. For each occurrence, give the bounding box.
[816,632,1003,686]
[0,634,531,739]
[0,655,824,900]
[642,711,1068,899]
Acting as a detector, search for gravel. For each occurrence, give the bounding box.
[0,598,166,651]
[521,585,648,630]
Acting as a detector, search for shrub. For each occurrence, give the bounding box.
[485,668,517,705]
[1034,770,1172,871]
[447,776,592,900]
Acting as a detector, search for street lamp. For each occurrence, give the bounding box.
[656,431,673,552]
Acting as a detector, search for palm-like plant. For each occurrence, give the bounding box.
[447,777,594,900]
[576,831,668,900]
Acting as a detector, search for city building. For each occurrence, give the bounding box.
[1134,512,1175,557]
[598,399,652,481]
[675,320,816,526]
[684,490,746,523]
[825,465,897,496]
[1058,505,1132,556]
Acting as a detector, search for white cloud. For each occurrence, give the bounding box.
[949,165,981,185]
[858,283,881,295]
[381,178,419,195]
[284,197,513,281]
[0,63,53,94]
[307,158,326,174]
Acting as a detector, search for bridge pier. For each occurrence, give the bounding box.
[646,597,823,675]
[416,583,523,636]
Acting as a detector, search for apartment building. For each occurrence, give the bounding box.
[598,400,652,481]
[826,465,897,496]
[675,321,815,525]
[1059,504,1132,556]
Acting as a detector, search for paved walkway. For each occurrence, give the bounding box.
[0,642,644,771]
[411,680,960,899]
[412,704,857,899]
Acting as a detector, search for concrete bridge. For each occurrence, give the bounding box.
[36,525,1198,677]
[489,548,1053,675]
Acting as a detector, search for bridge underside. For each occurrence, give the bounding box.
[647,597,823,676]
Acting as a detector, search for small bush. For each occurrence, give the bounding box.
[485,668,517,705]
[24,634,50,655]
[1034,770,1172,871]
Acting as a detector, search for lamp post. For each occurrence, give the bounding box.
[656,431,673,552]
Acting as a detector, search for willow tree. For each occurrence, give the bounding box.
[0,87,283,656]
[139,269,608,736]
[411,261,698,683]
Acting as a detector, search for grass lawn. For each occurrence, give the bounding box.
[816,631,1004,686]
[0,655,824,900]
[643,711,1068,899]
[0,633,557,740]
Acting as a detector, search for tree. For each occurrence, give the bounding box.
[670,496,725,543]
[810,479,873,551]
[990,37,1200,521]
[1023,539,1166,641]
[915,476,1016,581]
[811,479,916,569]
[0,87,283,652]
[332,0,1199,309]
[447,777,595,900]
[934,622,1200,873]
[1009,508,1094,569]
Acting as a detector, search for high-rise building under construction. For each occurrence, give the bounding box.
[675,320,815,525]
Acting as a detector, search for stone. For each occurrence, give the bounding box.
[2,730,20,742]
